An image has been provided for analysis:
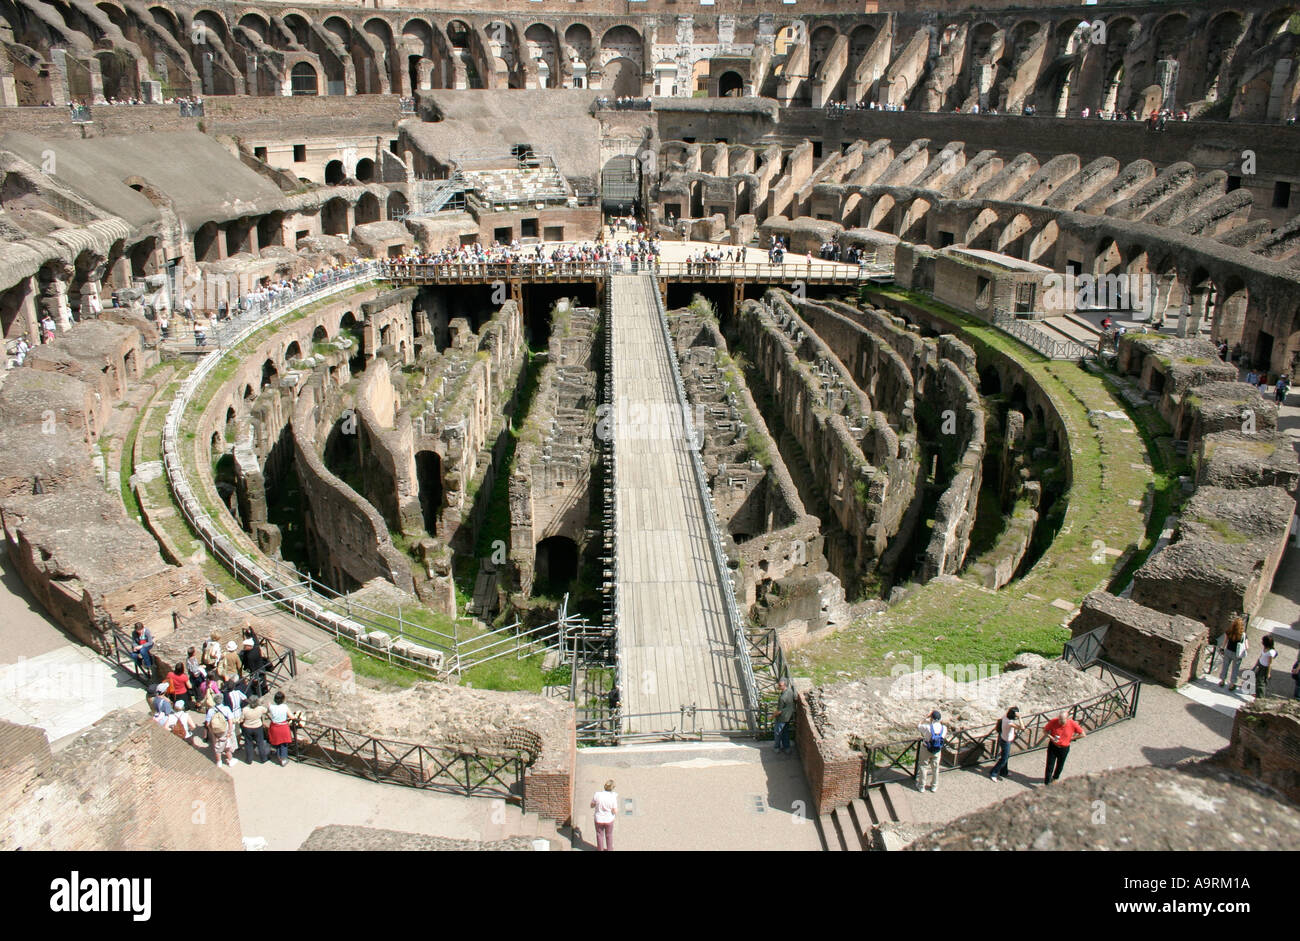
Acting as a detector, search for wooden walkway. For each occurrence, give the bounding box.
[609,273,751,735]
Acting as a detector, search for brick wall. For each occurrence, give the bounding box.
[795,691,862,814]
[0,713,242,851]
[1224,698,1300,805]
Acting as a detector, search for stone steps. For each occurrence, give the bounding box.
[815,783,910,851]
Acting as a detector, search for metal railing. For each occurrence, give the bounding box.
[644,273,760,732]
[577,705,753,744]
[747,625,794,735]
[655,261,874,283]
[290,720,527,801]
[992,311,1093,361]
[1062,624,1108,669]
[852,659,1141,788]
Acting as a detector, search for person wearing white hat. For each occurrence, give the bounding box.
[219,639,243,682]
[150,683,174,718]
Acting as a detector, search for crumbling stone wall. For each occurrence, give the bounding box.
[0,713,242,851]
[1069,591,1208,687]
[509,302,598,597]
[1224,698,1300,806]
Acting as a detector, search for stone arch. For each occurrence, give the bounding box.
[284,339,303,364]
[600,56,641,96]
[534,535,579,593]
[1093,237,1122,276]
[194,221,221,262]
[1212,276,1250,346]
[1027,219,1059,264]
[322,197,349,235]
[866,193,896,233]
[324,160,345,185]
[312,324,330,343]
[718,70,744,97]
[965,207,1001,249]
[997,212,1034,259]
[291,61,318,96]
[238,11,268,40]
[387,191,408,218]
[355,190,381,225]
[260,357,279,389]
[898,197,931,243]
[355,158,376,183]
[1152,13,1190,61]
[242,383,255,404]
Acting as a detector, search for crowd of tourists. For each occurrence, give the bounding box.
[386,236,663,274]
[136,623,303,767]
[595,96,653,111]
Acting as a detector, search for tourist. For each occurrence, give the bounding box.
[150,682,174,719]
[1276,375,1290,405]
[591,779,618,851]
[208,702,237,767]
[1042,709,1086,785]
[185,645,206,695]
[202,630,222,672]
[168,700,196,742]
[917,710,945,793]
[241,695,270,764]
[1254,635,1277,698]
[988,706,1023,781]
[1217,617,1248,691]
[165,661,191,704]
[266,690,297,766]
[219,639,243,681]
[1292,654,1300,699]
[41,314,55,343]
[772,679,795,755]
[241,636,268,695]
[130,621,155,674]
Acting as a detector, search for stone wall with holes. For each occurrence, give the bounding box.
[668,302,839,633]
[509,302,598,598]
[733,288,925,593]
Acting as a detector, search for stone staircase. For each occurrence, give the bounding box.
[477,799,571,851]
[815,782,912,851]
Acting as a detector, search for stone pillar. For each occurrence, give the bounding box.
[1156,59,1179,109]
[0,73,18,107]
[42,274,72,331]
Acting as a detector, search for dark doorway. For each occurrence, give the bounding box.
[415,450,443,534]
[534,535,579,596]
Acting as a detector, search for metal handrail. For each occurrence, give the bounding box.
[643,273,760,731]
[991,311,1093,361]
[852,659,1141,786]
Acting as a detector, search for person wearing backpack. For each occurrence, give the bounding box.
[916,710,946,793]
[1042,709,1086,785]
[1218,618,1248,691]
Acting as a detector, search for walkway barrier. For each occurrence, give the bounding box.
[645,274,760,731]
[992,311,1093,361]
[290,720,528,801]
[577,705,753,745]
[851,659,1141,789]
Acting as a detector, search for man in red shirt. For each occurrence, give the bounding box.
[1043,709,1086,785]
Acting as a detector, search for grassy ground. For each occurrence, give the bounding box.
[789,287,1157,684]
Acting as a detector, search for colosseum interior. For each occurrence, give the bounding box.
[2,0,1300,863]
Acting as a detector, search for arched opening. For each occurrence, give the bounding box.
[261,358,279,389]
[717,70,743,97]
[291,62,318,96]
[415,449,443,533]
[600,56,641,97]
[979,366,1002,395]
[387,191,408,218]
[355,191,381,225]
[601,154,641,217]
[534,535,579,596]
[243,383,255,405]
[322,198,349,236]
[312,324,330,344]
[325,160,345,185]
[284,340,303,364]
[355,158,375,183]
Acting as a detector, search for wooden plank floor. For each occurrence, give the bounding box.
[610,274,750,734]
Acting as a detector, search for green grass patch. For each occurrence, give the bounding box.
[460,651,547,692]
[790,287,1154,683]
[339,639,426,688]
